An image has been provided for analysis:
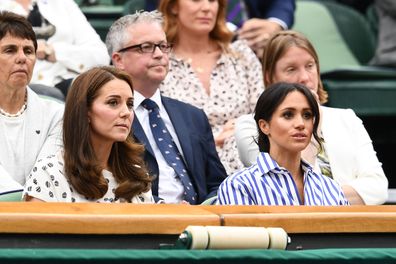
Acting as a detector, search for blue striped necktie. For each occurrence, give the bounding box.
[141,99,197,204]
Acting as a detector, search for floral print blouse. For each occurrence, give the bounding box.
[160,40,264,174]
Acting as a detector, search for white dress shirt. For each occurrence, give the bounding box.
[134,90,184,203]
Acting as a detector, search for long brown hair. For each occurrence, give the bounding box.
[63,66,151,201]
[159,0,233,48]
[261,30,328,104]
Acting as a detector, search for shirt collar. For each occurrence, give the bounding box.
[256,152,315,176]
[134,89,163,111]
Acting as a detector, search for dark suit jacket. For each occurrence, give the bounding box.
[145,0,295,28]
[244,0,295,28]
[132,96,227,204]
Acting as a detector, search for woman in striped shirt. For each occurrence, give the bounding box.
[218,82,349,205]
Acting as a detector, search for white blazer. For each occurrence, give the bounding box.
[0,88,64,185]
[235,106,388,205]
[0,0,110,86]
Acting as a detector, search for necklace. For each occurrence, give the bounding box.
[0,90,28,118]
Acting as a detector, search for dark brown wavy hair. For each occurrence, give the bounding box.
[159,0,233,48]
[63,66,151,201]
[261,30,328,104]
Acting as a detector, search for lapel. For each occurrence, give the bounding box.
[24,88,43,175]
[161,97,194,172]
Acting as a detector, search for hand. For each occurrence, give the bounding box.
[237,18,282,57]
[36,40,56,62]
[342,185,365,205]
[215,119,236,147]
[36,40,47,60]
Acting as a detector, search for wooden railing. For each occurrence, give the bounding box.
[0,203,395,235]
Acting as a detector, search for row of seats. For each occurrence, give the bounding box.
[75,0,396,189]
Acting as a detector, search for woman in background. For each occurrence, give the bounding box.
[235,30,388,205]
[0,0,110,95]
[0,11,63,188]
[24,66,153,203]
[218,82,349,205]
[158,0,263,174]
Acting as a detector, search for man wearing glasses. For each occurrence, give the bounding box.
[105,11,227,205]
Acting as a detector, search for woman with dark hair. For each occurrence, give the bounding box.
[235,30,388,205]
[218,82,349,205]
[158,0,263,174]
[23,66,153,203]
[0,11,63,192]
[0,0,110,96]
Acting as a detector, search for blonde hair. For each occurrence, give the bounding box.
[261,30,328,104]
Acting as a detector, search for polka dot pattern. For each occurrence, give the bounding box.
[23,151,154,203]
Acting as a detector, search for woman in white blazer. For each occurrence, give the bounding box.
[235,30,388,205]
[0,0,110,93]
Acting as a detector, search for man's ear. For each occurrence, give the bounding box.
[258,119,270,135]
[112,53,124,70]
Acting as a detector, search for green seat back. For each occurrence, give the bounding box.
[123,0,146,15]
[293,1,360,73]
[0,190,23,202]
[321,1,376,64]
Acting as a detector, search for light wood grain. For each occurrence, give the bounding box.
[0,203,395,234]
[221,212,396,233]
[0,203,220,234]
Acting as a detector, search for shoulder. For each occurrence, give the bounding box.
[236,114,255,127]
[223,165,259,186]
[162,96,205,115]
[230,40,256,58]
[27,88,64,114]
[30,153,63,176]
[24,152,71,201]
[322,106,356,117]
[321,106,361,127]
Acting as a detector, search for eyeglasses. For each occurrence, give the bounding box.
[118,42,173,54]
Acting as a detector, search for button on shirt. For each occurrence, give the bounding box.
[218,152,349,205]
[134,90,185,204]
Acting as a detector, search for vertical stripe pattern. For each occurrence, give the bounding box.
[218,153,349,205]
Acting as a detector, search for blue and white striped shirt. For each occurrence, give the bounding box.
[218,152,349,205]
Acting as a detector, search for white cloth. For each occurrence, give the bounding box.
[0,0,110,86]
[23,151,154,203]
[134,90,184,204]
[0,88,63,185]
[0,164,23,194]
[235,106,388,205]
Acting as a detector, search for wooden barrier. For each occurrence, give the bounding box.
[0,203,220,234]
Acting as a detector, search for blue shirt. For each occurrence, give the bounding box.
[218,152,349,205]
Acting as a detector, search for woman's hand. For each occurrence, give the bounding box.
[215,119,236,147]
[36,40,56,62]
[237,18,282,57]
